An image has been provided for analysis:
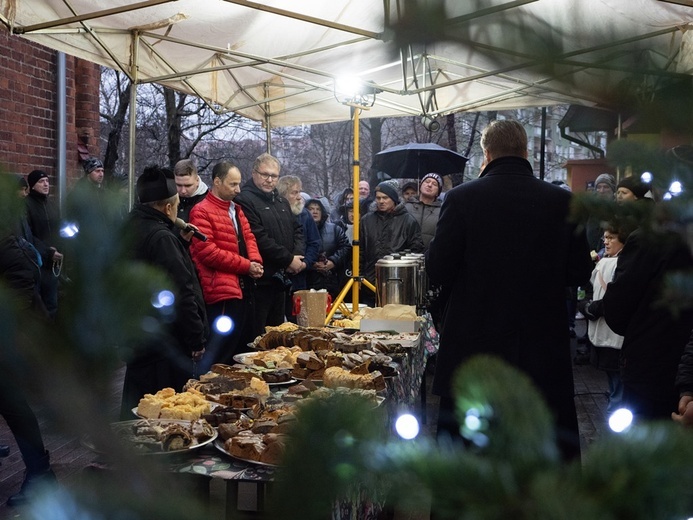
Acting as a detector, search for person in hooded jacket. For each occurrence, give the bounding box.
[360,180,424,296]
[404,173,443,250]
[305,198,351,297]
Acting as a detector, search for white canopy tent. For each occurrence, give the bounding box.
[2,0,692,127]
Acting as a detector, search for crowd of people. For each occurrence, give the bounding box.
[2,118,693,506]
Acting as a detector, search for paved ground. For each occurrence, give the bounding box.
[0,318,608,518]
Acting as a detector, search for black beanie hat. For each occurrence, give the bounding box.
[375,180,400,205]
[83,157,104,175]
[27,170,49,188]
[617,176,649,199]
[136,166,177,203]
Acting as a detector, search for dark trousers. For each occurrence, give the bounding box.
[120,352,193,420]
[39,267,58,318]
[0,365,47,473]
[251,284,286,338]
[202,298,253,370]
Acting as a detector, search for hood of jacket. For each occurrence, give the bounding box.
[306,198,328,227]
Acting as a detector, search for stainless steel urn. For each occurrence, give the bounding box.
[375,257,418,307]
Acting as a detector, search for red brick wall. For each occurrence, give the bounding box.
[0,30,100,189]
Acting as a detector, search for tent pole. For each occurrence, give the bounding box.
[264,82,272,154]
[128,31,140,210]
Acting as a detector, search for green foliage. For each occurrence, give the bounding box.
[269,394,388,520]
[272,356,693,519]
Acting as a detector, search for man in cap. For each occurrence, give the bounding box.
[234,153,305,337]
[66,157,108,225]
[426,119,592,460]
[120,165,208,418]
[405,172,443,250]
[360,179,424,303]
[24,170,63,318]
[174,158,209,222]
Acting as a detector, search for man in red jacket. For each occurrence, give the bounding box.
[190,161,264,367]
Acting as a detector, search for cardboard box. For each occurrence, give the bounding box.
[359,319,420,333]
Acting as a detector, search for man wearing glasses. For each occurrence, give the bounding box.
[235,153,305,337]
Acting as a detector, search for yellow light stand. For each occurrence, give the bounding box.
[325,105,376,324]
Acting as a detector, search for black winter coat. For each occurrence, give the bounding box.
[127,204,208,356]
[24,190,61,266]
[603,228,693,418]
[0,234,42,310]
[360,204,424,283]
[235,181,305,284]
[426,156,592,455]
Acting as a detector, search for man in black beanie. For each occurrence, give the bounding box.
[120,165,208,419]
[359,180,423,304]
[24,170,63,318]
[66,157,108,226]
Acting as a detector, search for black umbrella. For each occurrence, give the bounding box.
[372,142,468,180]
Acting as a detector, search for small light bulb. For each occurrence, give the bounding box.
[60,223,79,238]
[640,171,653,184]
[663,192,673,201]
[214,315,234,335]
[608,408,633,433]
[395,413,420,440]
[151,290,175,309]
[669,180,683,195]
[464,415,482,431]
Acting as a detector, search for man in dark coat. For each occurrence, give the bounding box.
[24,170,63,318]
[603,228,693,421]
[120,165,208,419]
[234,153,305,337]
[360,180,424,286]
[426,119,592,460]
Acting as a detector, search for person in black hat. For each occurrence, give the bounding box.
[120,165,208,419]
[616,175,650,204]
[401,181,418,202]
[24,170,63,318]
[360,180,424,305]
[66,157,108,226]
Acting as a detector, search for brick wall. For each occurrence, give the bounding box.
[0,30,100,189]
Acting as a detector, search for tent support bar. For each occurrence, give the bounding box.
[560,127,605,158]
[14,0,177,34]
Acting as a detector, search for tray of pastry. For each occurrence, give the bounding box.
[82,418,217,455]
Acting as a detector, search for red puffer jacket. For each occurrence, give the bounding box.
[189,192,262,304]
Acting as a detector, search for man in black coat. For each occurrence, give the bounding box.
[426,119,592,460]
[24,170,63,318]
[120,165,208,418]
[235,153,305,337]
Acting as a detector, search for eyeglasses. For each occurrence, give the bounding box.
[254,170,279,181]
[603,235,618,242]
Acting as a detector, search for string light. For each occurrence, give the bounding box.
[608,408,633,433]
[395,413,420,440]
